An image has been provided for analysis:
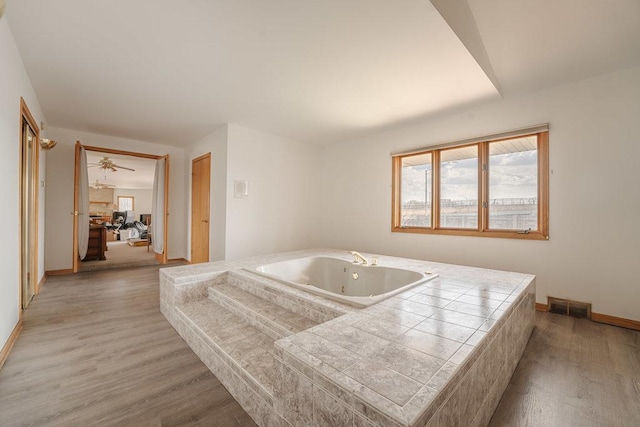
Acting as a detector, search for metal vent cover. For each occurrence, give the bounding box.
[548,297,592,319]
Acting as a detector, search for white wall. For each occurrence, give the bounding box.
[44,128,187,269]
[0,18,45,349]
[187,125,228,261]
[186,124,322,262]
[114,188,153,218]
[224,124,322,260]
[318,66,640,321]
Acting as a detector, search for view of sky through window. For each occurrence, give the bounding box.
[399,135,539,231]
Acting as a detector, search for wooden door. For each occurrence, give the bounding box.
[191,153,210,264]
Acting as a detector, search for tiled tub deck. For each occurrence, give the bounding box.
[160,250,535,426]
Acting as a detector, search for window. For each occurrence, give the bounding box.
[392,128,548,240]
[117,196,134,212]
[440,145,479,229]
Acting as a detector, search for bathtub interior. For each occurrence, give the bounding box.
[254,256,437,307]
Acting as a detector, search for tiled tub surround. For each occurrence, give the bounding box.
[160,249,535,426]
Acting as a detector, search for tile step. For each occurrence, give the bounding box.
[227,269,349,323]
[208,283,318,340]
[175,299,278,404]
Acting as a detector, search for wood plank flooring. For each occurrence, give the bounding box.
[490,311,640,426]
[0,266,255,427]
[1,266,638,426]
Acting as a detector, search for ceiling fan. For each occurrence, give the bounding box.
[89,156,136,172]
[90,180,116,189]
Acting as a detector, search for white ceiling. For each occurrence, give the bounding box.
[86,152,156,189]
[6,1,640,146]
[466,0,640,95]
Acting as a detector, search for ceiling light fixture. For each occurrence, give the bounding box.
[39,138,57,150]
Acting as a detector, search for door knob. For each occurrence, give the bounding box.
[202,219,209,223]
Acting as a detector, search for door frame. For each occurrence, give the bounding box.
[19,98,40,310]
[72,143,170,272]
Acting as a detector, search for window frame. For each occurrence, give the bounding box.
[117,195,135,212]
[392,130,549,240]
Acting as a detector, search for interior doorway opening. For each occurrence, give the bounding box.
[19,98,40,310]
[72,144,170,273]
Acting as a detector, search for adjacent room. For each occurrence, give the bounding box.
[1,0,638,426]
[80,151,158,271]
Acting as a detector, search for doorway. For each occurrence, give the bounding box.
[20,98,39,310]
[72,144,170,273]
[191,153,210,264]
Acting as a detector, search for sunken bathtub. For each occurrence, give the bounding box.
[253,256,437,307]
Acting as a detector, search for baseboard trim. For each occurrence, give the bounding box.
[592,312,640,331]
[167,258,188,264]
[45,269,73,276]
[535,303,548,312]
[0,321,23,370]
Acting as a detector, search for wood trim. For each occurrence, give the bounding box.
[391,226,548,240]
[81,145,163,160]
[19,98,40,309]
[22,99,41,297]
[432,150,440,228]
[167,258,188,264]
[592,312,640,331]
[535,302,548,312]
[391,156,401,230]
[480,141,489,232]
[153,155,170,264]
[76,145,170,268]
[162,155,170,264]
[19,98,38,133]
[538,131,550,239]
[45,269,73,276]
[73,141,81,273]
[0,321,23,370]
[192,152,211,163]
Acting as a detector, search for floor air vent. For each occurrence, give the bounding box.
[548,297,592,319]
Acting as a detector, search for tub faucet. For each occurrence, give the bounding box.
[349,251,369,265]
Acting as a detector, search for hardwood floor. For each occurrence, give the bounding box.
[0,266,255,427]
[1,267,638,426]
[490,311,640,427]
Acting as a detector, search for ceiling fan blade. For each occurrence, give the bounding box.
[110,166,118,172]
[114,165,136,171]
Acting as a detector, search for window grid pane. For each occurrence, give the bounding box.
[440,146,478,229]
[400,153,432,227]
[488,137,538,231]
